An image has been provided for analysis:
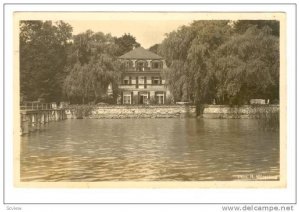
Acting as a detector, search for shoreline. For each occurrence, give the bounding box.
[65,104,279,119]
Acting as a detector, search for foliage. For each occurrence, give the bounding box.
[20,20,72,102]
[62,30,128,104]
[159,20,279,111]
[70,30,120,65]
[63,55,124,104]
[70,104,95,119]
[148,44,160,54]
[114,33,141,56]
[159,20,232,106]
[214,25,279,104]
[233,20,279,37]
[20,20,280,109]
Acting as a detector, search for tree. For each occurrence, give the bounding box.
[63,30,129,104]
[159,20,279,110]
[233,20,279,37]
[185,21,232,106]
[213,25,279,104]
[20,20,72,102]
[70,30,120,65]
[63,55,124,104]
[159,20,231,108]
[115,33,140,56]
[148,44,160,54]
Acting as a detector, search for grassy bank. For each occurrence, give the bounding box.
[253,107,279,131]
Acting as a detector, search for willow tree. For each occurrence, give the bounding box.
[159,25,196,102]
[63,55,124,104]
[186,21,232,108]
[159,20,279,110]
[159,20,231,113]
[63,30,126,104]
[213,25,279,104]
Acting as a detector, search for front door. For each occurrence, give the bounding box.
[139,94,148,104]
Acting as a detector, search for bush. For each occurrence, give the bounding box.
[72,105,94,119]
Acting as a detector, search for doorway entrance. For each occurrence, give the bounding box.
[139,93,149,104]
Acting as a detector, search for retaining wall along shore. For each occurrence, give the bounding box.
[66,105,196,119]
[65,104,279,119]
[203,105,279,119]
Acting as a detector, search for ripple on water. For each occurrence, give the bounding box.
[20,119,280,182]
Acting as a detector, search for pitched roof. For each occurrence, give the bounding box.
[119,47,163,60]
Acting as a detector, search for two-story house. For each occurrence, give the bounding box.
[117,47,170,105]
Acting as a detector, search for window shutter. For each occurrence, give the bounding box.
[131,92,133,105]
[164,92,166,104]
[129,76,132,85]
[136,76,138,88]
[160,77,162,85]
[151,77,154,84]
[144,76,147,88]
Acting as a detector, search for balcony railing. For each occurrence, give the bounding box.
[125,67,163,72]
[119,84,166,90]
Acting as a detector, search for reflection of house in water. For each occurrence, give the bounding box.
[117,47,170,105]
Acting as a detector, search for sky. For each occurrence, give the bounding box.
[66,20,192,49]
[16,12,281,49]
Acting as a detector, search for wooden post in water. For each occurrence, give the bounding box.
[20,113,29,135]
[30,114,36,132]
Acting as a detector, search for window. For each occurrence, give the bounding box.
[124,60,133,68]
[136,60,146,71]
[123,95,131,104]
[152,77,161,85]
[152,61,162,69]
[139,76,144,84]
[123,79,129,85]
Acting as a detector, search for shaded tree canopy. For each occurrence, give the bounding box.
[159,20,279,108]
[20,20,73,102]
[63,55,124,104]
[214,25,279,104]
[63,30,126,104]
[114,33,141,56]
[233,20,279,37]
[159,20,232,104]
[148,44,160,54]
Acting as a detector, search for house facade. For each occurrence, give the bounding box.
[117,47,170,105]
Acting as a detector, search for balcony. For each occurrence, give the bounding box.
[124,67,163,73]
[119,84,166,90]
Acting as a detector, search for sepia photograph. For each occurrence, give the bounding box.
[14,12,285,188]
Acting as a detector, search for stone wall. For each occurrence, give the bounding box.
[203,105,279,119]
[65,104,279,119]
[67,105,196,119]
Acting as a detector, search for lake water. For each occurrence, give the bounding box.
[20,118,279,181]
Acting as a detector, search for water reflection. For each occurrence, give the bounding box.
[20,118,279,181]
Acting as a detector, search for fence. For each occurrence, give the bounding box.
[20,102,53,110]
